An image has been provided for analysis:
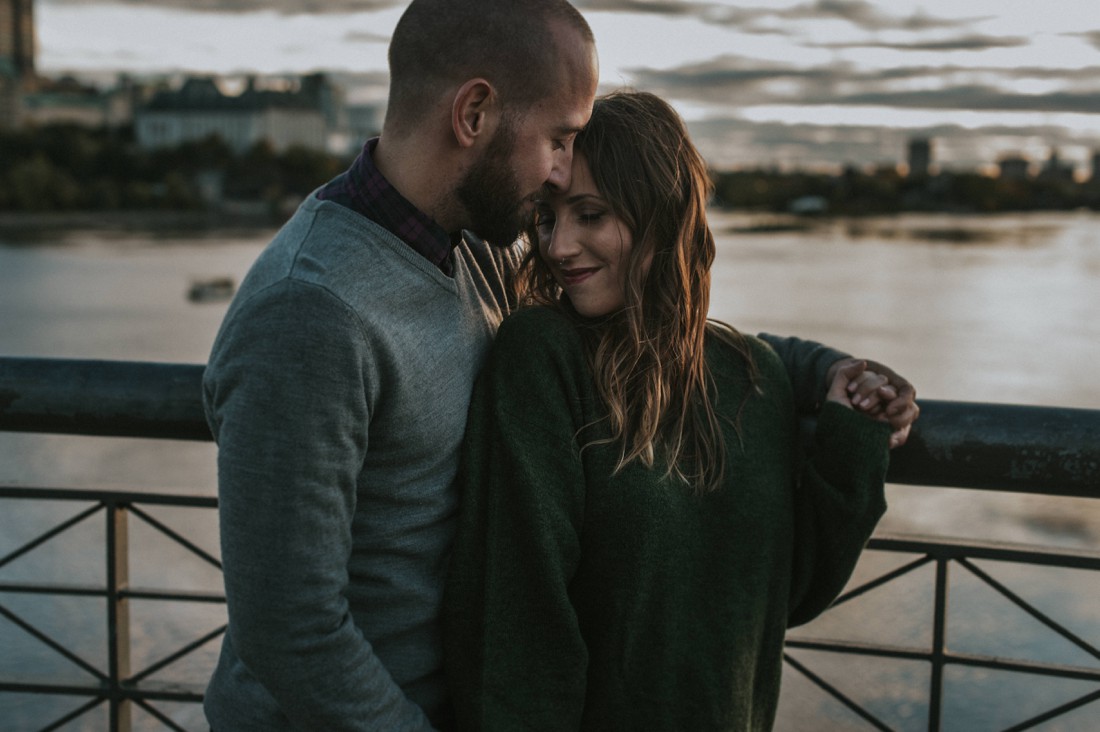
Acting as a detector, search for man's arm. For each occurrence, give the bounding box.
[205,282,434,731]
[757,333,848,414]
[758,333,919,448]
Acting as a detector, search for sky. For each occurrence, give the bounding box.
[34,0,1100,173]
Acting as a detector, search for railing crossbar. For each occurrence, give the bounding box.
[123,587,226,604]
[1001,687,1100,732]
[133,698,191,732]
[0,486,217,508]
[0,602,107,681]
[0,502,103,569]
[831,554,934,607]
[869,535,1100,571]
[129,623,227,685]
[957,557,1100,663]
[0,581,105,597]
[0,582,226,603]
[783,651,895,731]
[787,637,1100,682]
[786,637,933,663]
[129,504,222,571]
[40,695,106,732]
[0,678,206,701]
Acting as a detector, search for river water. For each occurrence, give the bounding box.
[1,211,1098,730]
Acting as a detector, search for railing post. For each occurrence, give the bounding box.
[106,500,132,732]
[928,556,949,732]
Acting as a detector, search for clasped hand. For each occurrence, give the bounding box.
[826,358,920,449]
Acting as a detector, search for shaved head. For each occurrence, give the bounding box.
[386,0,595,127]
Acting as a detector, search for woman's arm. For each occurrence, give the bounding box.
[443,310,590,732]
[787,361,893,627]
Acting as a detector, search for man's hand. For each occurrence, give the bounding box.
[826,357,920,449]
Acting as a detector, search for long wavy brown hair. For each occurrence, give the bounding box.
[514,90,759,493]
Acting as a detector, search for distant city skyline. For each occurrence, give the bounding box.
[33,0,1100,172]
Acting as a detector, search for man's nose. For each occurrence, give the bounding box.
[546,148,573,192]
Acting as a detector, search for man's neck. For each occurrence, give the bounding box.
[373,133,461,231]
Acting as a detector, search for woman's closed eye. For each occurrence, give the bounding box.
[534,210,556,234]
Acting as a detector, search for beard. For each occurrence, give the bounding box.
[455,119,532,248]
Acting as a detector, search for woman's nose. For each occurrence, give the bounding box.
[545,221,581,262]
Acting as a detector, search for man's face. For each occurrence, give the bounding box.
[455,117,526,248]
[457,33,598,248]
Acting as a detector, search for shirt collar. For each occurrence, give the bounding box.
[318,138,457,275]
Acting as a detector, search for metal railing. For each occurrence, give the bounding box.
[1,357,1099,731]
[0,488,221,731]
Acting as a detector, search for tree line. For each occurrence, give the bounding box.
[0,124,347,215]
[711,165,1100,215]
[3,124,1098,216]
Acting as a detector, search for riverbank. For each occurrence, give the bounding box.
[0,209,283,241]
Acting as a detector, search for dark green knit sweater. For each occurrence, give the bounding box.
[443,306,891,731]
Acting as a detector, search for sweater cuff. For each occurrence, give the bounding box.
[812,401,892,487]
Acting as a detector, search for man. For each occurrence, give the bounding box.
[201,1,917,730]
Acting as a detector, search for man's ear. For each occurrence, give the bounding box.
[451,78,499,149]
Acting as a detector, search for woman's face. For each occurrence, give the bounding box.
[534,153,635,318]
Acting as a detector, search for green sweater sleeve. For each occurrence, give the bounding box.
[444,309,590,731]
[787,401,892,626]
[757,332,849,414]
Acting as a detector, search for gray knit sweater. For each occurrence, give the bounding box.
[202,194,519,731]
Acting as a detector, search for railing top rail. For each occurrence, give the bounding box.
[0,357,208,441]
[2,356,1100,498]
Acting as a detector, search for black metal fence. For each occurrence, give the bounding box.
[1,357,1099,731]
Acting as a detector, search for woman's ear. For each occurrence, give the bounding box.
[451,78,499,149]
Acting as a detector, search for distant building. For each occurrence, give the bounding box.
[20,75,137,128]
[134,75,344,154]
[346,102,386,152]
[0,0,34,79]
[998,155,1032,181]
[0,0,35,128]
[1039,148,1075,183]
[907,137,932,178]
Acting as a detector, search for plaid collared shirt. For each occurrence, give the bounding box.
[318,137,457,275]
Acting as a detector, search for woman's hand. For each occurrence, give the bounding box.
[826,358,920,449]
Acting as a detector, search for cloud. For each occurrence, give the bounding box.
[834,87,1100,115]
[44,0,402,15]
[808,33,1029,52]
[1074,31,1100,50]
[574,0,975,33]
[627,56,1100,116]
[626,54,843,105]
[343,30,390,44]
[776,1,978,33]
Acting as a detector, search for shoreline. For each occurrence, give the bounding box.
[0,209,285,236]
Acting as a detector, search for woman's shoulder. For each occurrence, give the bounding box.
[492,305,584,363]
[497,305,578,343]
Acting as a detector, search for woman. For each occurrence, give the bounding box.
[443,90,892,731]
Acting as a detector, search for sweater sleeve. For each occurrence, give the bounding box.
[787,401,892,627]
[757,333,850,414]
[204,281,434,731]
[443,310,589,732]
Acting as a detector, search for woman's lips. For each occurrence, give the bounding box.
[560,267,598,286]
